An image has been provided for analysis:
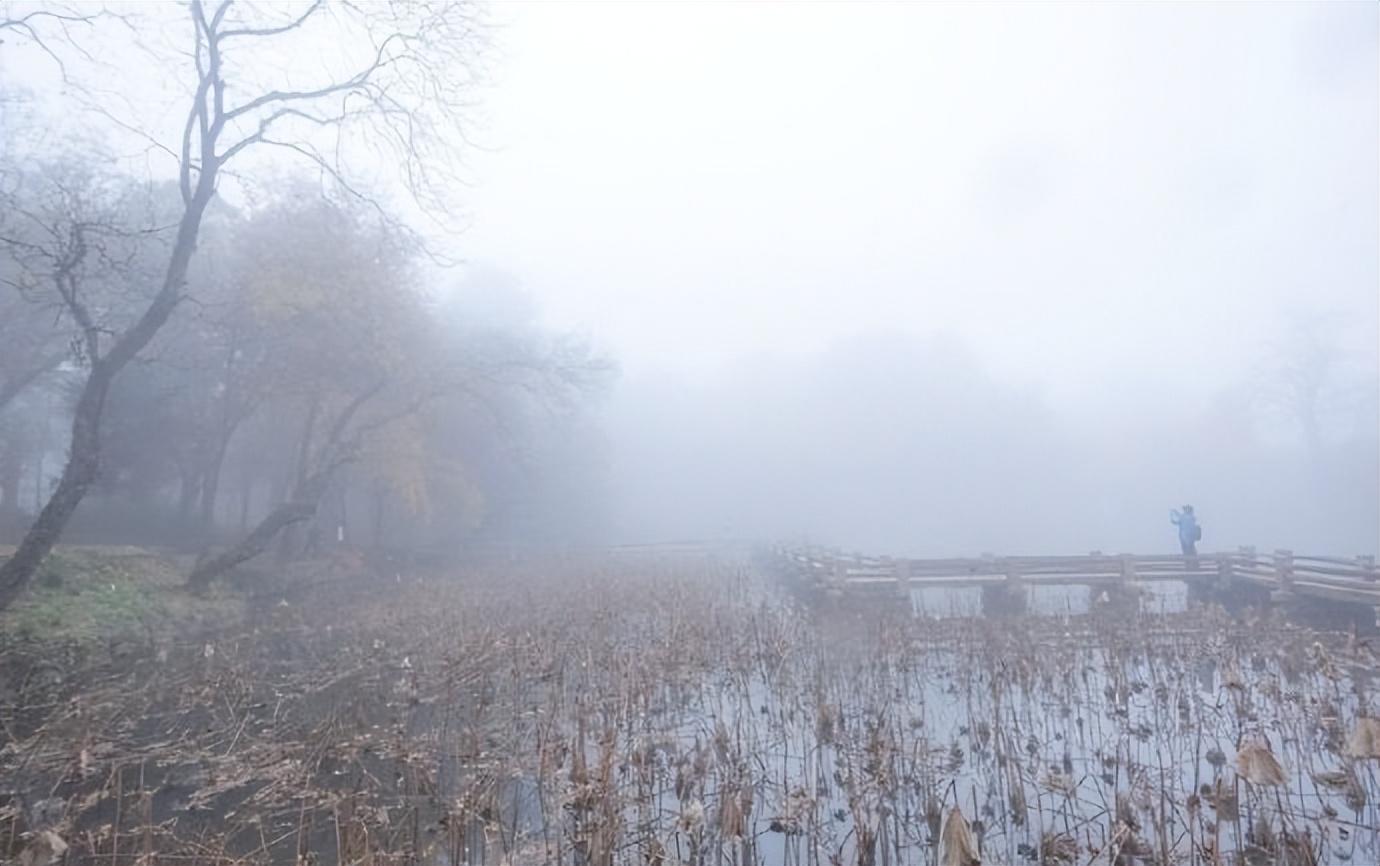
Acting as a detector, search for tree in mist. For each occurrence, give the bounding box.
[0,0,485,609]
[0,95,76,417]
[415,291,614,552]
[0,171,609,574]
[1253,315,1375,462]
[0,163,165,412]
[0,161,174,528]
[184,194,436,586]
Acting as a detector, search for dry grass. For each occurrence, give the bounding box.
[1,551,1377,865]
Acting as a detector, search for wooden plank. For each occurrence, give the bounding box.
[1292,563,1380,580]
[784,548,1380,604]
[851,573,1200,588]
[1295,554,1379,569]
[1291,580,1380,605]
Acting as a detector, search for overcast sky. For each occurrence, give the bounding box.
[3,1,1376,408]
[457,1,1377,407]
[2,1,1376,552]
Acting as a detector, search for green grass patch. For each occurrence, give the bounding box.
[0,547,246,645]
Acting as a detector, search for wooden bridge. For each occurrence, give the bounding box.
[775,545,1380,625]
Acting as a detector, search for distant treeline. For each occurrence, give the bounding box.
[0,169,611,565]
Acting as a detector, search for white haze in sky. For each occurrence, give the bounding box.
[454,2,1380,553]
[2,1,1377,555]
[461,2,1377,404]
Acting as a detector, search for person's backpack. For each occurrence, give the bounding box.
[1193,524,1203,542]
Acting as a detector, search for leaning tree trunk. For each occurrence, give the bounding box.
[0,447,22,516]
[199,416,245,531]
[198,446,224,529]
[177,466,202,522]
[372,487,388,548]
[187,380,384,590]
[274,400,322,562]
[238,471,253,532]
[187,470,333,589]
[0,365,111,608]
[0,164,217,611]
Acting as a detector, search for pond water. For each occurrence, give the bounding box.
[910,581,1191,618]
[423,584,1377,866]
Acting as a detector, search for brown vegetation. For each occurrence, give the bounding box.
[1,552,1378,865]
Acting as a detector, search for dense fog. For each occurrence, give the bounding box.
[3,7,1380,866]
[0,1,1376,575]
[604,326,1379,555]
[475,2,1380,558]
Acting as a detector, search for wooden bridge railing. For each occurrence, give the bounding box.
[776,545,1380,606]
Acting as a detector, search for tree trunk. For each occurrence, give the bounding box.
[239,471,253,532]
[199,417,243,530]
[0,365,112,608]
[336,472,350,545]
[199,444,225,529]
[276,401,321,562]
[189,381,384,589]
[372,487,387,548]
[32,452,43,513]
[0,149,217,611]
[177,467,202,521]
[0,450,21,515]
[187,470,333,588]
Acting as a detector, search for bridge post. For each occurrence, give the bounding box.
[831,555,848,592]
[1195,547,1271,613]
[1093,554,1142,613]
[1271,549,1295,602]
[981,560,1026,616]
[895,557,911,600]
[1360,555,1377,582]
[1213,554,1233,598]
[1189,553,1233,608]
[1122,552,1142,603]
[1271,550,1377,635]
[1119,554,1136,584]
[877,555,898,599]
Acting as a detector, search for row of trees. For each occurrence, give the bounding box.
[0,1,608,609]
[603,326,1378,555]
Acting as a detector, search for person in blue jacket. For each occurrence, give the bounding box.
[1170,505,1201,556]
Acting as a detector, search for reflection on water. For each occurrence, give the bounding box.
[910,581,1190,618]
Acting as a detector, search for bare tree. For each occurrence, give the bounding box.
[0,3,106,66]
[0,0,484,610]
[187,376,394,587]
[188,331,610,586]
[0,101,80,416]
[1252,314,1368,463]
[184,221,611,586]
[183,191,436,585]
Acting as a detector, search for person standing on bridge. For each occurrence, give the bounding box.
[1170,505,1201,557]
